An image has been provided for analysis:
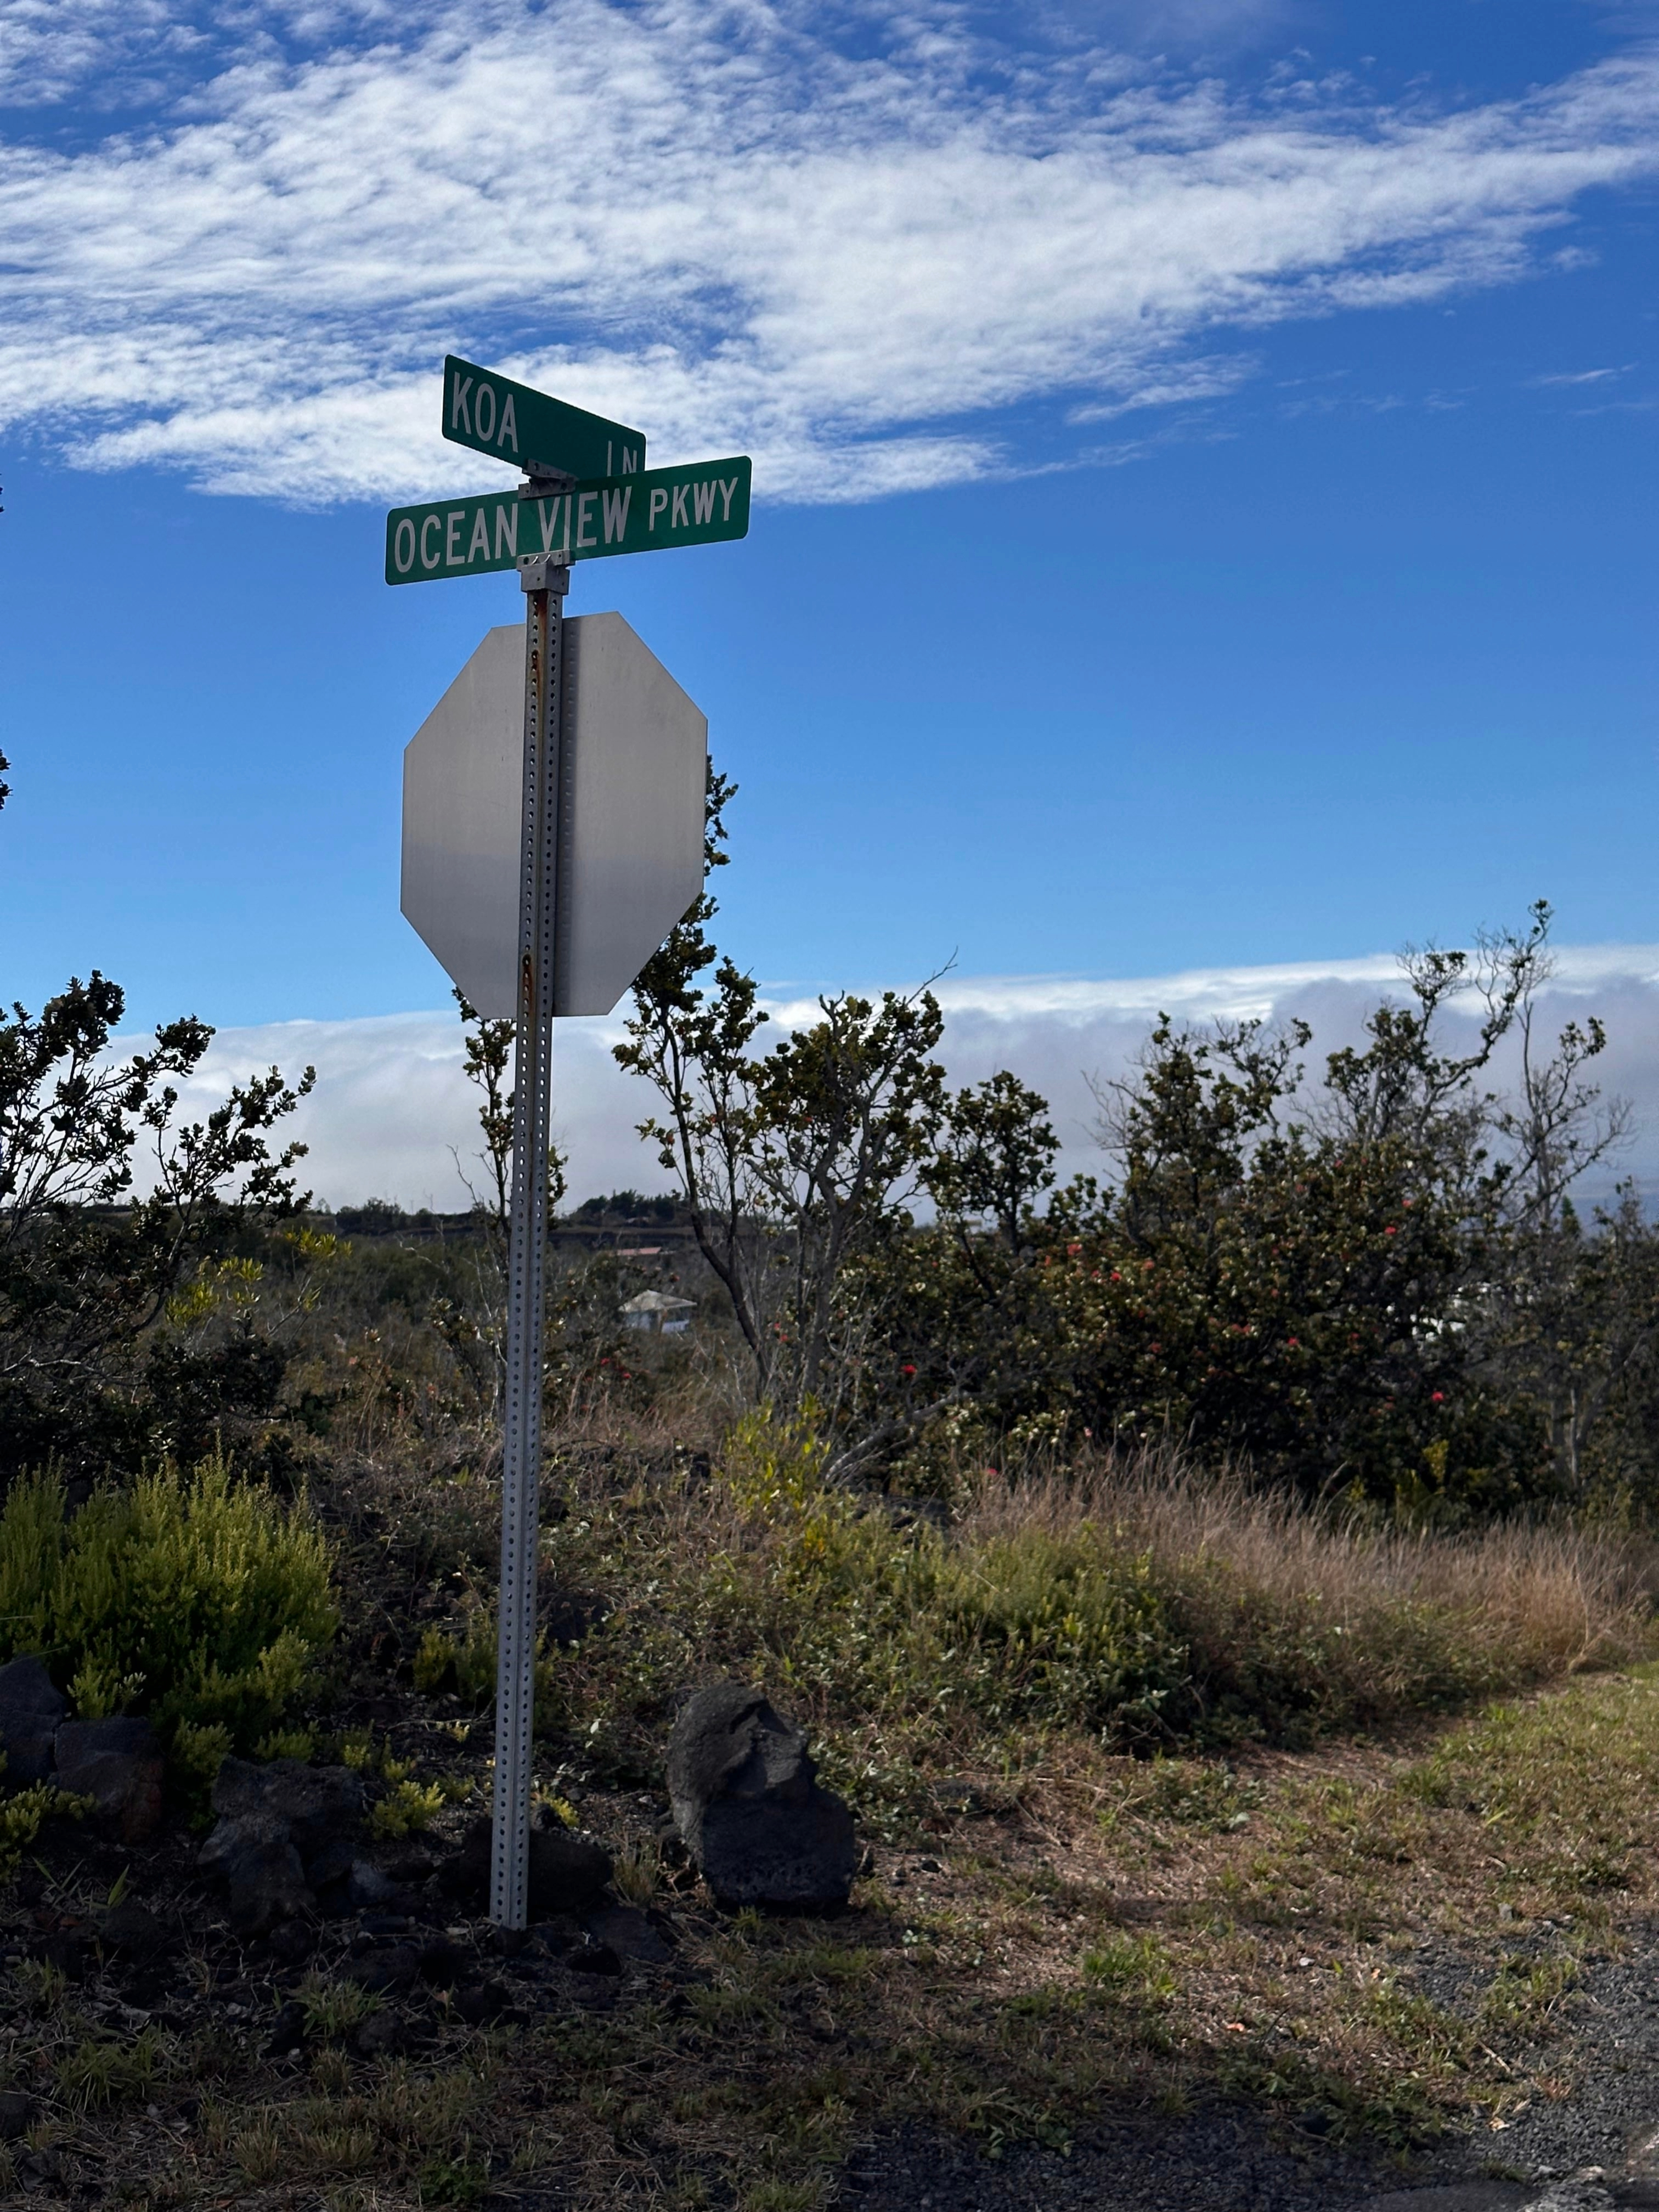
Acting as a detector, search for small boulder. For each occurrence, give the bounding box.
[584,1903,672,1963]
[441,1815,612,1917]
[98,1903,173,1966]
[0,1656,65,1786]
[347,1859,397,1911]
[343,1945,418,1996]
[54,1716,165,1843]
[211,1758,364,1860]
[668,1684,856,1911]
[303,1832,359,1892]
[565,1940,622,1977]
[380,1841,436,1883]
[201,1758,366,1925]
[529,1821,613,1916]
[453,1978,510,2025]
[199,1813,311,1931]
[353,2008,407,2058]
[0,2089,35,2141]
[267,1918,317,1968]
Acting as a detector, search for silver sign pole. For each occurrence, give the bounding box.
[491,540,570,1928]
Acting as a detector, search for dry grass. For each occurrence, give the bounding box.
[962,1453,1659,1691]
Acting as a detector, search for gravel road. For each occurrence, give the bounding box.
[834,1926,1659,2212]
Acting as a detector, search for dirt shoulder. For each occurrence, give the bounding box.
[9,1664,1659,2207]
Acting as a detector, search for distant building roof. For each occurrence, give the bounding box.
[619,1291,695,1316]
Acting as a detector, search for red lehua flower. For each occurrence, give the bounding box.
[1287,1336,1300,1348]
[1384,1226,1398,1237]
[1110,1271,1122,1282]
[902,1363,917,1376]
[1431,1391,1444,1404]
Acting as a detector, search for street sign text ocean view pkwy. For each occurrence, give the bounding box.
[442,354,647,479]
[388,354,751,1930]
[385,456,752,583]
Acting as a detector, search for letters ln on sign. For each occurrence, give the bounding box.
[385,351,749,1937]
[442,354,647,480]
[384,457,752,584]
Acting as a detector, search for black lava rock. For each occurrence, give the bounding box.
[418,1939,471,1989]
[584,1903,673,1963]
[211,1757,364,1863]
[98,1903,174,1966]
[0,1656,64,1786]
[200,1758,367,1930]
[198,1813,311,1932]
[343,1945,419,1996]
[54,1716,165,1842]
[441,1815,612,1917]
[267,1918,318,1968]
[454,1978,510,2025]
[266,2001,307,2057]
[0,2090,36,2142]
[353,2008,408,2057]
[565,1940,623,1977]
[667,1683,857,1910]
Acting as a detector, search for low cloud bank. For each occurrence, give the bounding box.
[149,945,1659,1215]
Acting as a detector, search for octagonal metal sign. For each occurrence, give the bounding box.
[401,614,707,1018]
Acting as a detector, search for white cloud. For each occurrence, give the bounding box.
[155,943,1659,1213]
[1,4,1656,503]
[1528,363,1637,387]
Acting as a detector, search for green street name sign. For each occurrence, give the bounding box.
[442,354,647,480]
[385,456,752,585]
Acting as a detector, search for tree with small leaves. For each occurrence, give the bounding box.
[0,754,315,1475]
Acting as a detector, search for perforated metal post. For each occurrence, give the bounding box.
[491,546,571,1928]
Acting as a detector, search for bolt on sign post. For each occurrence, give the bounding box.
[388,361,750,1928]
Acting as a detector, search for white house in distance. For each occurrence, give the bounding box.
[620,1290,695,1335]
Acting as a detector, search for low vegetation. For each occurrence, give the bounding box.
[5,746,1659,2202]
[5,1406,1657,2208]
[0,1458,336,1753]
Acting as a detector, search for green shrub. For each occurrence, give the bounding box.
[0,1778,87,1871]
[413,1603,499,1702]
[713,1411,1192,1747]
[297,1971,380,2040]
[0,1457,336,1751]
[933,1524,1189,1742]
[369,1777,447,1838]
[56,2025,175,2111]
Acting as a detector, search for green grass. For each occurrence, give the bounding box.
[5,1384,1658,2209]
[18,1658,1659,2208]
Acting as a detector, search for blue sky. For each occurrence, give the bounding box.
[2,0,1657,1054]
